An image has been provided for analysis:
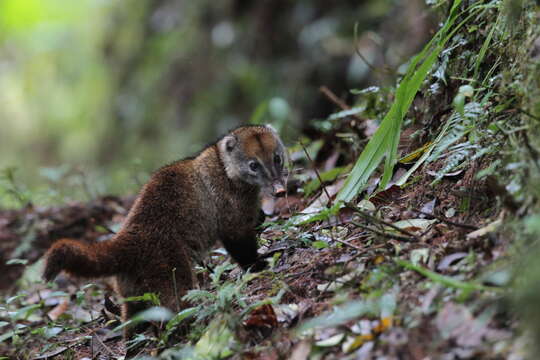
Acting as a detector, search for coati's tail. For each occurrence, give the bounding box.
[43,238,124,282]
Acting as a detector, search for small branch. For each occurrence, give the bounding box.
[353,23,378,73]
[319,86,365,123]
[259,244,292,259]
[284,268,314,279]
[172,267,180,313]
[346,202,419,240]
[516,107,540,122]
[412,209,478,230]
[333,237,364,251]
[92,332,116,357]
[351,221,416,242]
[300,141,333,208]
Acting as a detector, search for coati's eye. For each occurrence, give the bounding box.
[249,161,260,172]
[274,154,282,166]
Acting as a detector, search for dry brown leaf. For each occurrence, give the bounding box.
[47,298,69,321]
[288,340,311,360]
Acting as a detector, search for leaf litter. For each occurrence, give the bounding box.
[0,1,537,358]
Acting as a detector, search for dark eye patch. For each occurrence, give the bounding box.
[274,154,282,166]
[249,161,260,172]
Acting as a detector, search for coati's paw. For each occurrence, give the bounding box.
[43,260,61,282]
[247,258,267,272]
[43,245,66,282]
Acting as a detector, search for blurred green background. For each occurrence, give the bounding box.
[0,0,433,206]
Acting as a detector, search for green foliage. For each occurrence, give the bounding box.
[123,292,162,307]
[396,259,503,298]
[336,0,471,203]
[296,291,397,333]
[114,306,174,332]
[0,167,32,207]
[178,261,284,349]
[303,166,350,197]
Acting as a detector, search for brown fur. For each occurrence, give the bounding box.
[43,125,287,338]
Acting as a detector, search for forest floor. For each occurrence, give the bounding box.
[0,149,522,359]
[1,1,540,359]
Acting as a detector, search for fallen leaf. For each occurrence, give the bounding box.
[437,252,468,271]
[466,219,502,239]
[47,298,69,321]
[342,334,373,353]
[427,169,464,178]
[420,198,437,215]
[410,248,430,266]
[288,340,311,360]
[436,302,491,348]
[300,180,345,215]
[33,346,69,359]
[399,142,433,163]
[244,304,278,330]
[369,185,402,206]
[315,333,345,347]
[316,265,365,292]
[357,199,376,212]
[390,218,437,233]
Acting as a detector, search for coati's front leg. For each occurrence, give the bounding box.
[222,233,266,271]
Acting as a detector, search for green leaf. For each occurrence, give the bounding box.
[0,330,17,343]
[122,292,161,306]
[336,0,469,203]
[166,307,197,332]
[249,100,269,125]
[395,259,503,293]
[6,258,28,265]
[12,304,41,320]
[296,300,376,333]
[113,306,173,332]
[303,166,350,197]
[312,241,329,249]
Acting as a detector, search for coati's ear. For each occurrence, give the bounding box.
[224,135,237,151]
[219,134,237,155]
[265,124,278,134]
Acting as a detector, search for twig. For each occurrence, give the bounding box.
[91,332,116,357]
[333,237,364,251]
[172,267,180,313]
[353,23,378,73]
[521,130,540,172]
[412,209,478,230]
[284,268,314,279]
[335,237,389,254]
[259,244,291,259]
[319,86,365,123]
[346,202,419,240]
[351,221,416,242]
[37,290,53,323]
[300,141,333,208]
[516,107,540,121]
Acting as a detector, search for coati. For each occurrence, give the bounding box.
[43,125,288,336]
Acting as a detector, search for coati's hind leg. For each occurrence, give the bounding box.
[115,275,152,340]
[122,300,151,340]
[117,264,196,340]
[153,265,196,342]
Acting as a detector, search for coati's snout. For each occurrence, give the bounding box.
[219,124,288,197]
[272,180,286,197]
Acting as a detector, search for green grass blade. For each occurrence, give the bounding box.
[336,0,478,202]
[396,259,503,293]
